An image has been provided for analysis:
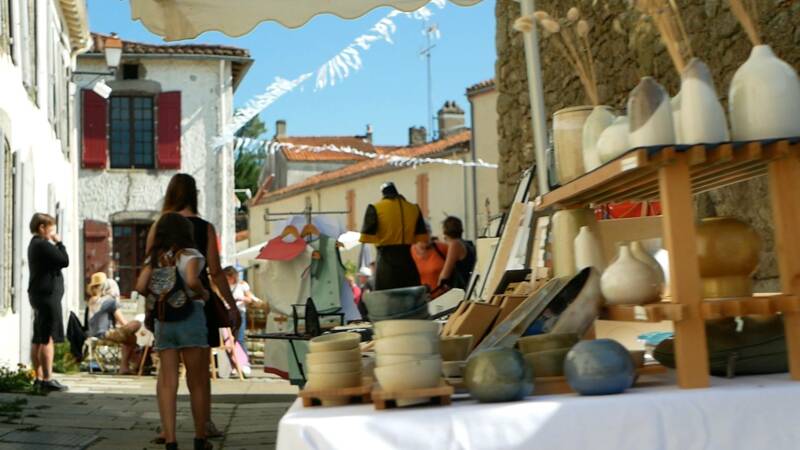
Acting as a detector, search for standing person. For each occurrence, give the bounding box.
[28,213,69,392]
[85,274,142,374]
[146,173,238,443]
[438,216,477,291]
[359,182,428,290]
[136,213,212,450]
[411,226,449,296]
[223,266,264,348]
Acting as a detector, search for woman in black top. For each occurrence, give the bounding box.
[438,216,477,291]
[27,213,69,392]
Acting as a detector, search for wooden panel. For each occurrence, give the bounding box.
[483,202,526,297]
[596,216,663,264]
[601,303,685,322]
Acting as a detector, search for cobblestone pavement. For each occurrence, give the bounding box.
[0,372,298,450]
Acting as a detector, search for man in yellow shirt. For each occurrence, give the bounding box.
[360,182,428,290]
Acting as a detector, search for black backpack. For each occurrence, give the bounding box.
[145,250,195,323]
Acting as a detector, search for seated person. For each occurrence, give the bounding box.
[86,273,142,374]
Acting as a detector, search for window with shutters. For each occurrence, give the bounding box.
[21,0,36,103]
[0,0,13,58]
[346,190,356,231]
[1,137,13,311]
[109,96,155,169]
[112,222,151,297]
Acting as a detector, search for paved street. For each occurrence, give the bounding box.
[0,373,297,450]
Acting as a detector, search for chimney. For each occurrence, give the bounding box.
[408,126,427,146]
[437,100,465,138]
[365,124,373,143]
[275,119,287,139]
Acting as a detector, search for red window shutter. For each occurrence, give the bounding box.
[346,190,356,231]
[157,91,182,169]
[416,173,429,218]
[82,90,108,169]
[83,220,111,286]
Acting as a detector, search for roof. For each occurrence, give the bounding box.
[85,33,253,89]
[258,130,471,203]
[466,79,496,96]
[278,136,374,162]
[58,1,91,52]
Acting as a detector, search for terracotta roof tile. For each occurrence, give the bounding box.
[259,130,471,203]
[466,79,495,95]
[277,136,374,162]
[89,32,250,58]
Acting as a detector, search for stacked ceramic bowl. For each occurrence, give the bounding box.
[363,286,430,322]
[518,332,580,378]
[373,320,442,407]
[305,333,363,405]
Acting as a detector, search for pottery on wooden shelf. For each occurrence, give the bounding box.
[564,339,635,396]
[671,92,682,144]
[630,241,665,290]
[518,332,580,354]
[524,347,571,378]
[574,226,605,272]
[729,45,800,141]
[464,348,533,403]
[550,268,604,338]
[679,58,730,145]
[696,217,761,298]
[553,106,594,184]
[628,77,675,148]
[597,116,630,163]
[600,244,661,305]
[582,106,616,172]
[552,209,598,278]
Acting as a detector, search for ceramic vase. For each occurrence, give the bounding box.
[630,241,665,289]
[552,209,598,278]
[628,77,675,148]
[464,348,533,403]
[574,226,605,272]
[671,92,682,144]
[597,116,630,163]
[564,339,635,396]
[696,217,761,298]
[582,106,616,172]
[553,106,594,184]
[679,58,730,145]
[729,45,800,141]
[600,244,661,305]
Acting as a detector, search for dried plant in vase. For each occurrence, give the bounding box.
[634,0,693,73]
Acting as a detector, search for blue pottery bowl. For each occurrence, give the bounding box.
[465,348,533,403]
[564,339,635,396]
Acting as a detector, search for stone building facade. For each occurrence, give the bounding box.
[495,0,800,290]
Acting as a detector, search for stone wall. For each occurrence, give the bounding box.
[495,0,800,290]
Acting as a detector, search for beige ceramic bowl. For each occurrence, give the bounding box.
[374,358,442,391]
[305,370,362,390]
[374,320,440,339]
[376,354,441,368]
[440,335,474,361]
[305,347,361,365]
[307,360,362,375]
[309,332,361,353]
[442,360,466,378]
[518,333,579,354]
[375,335,439,355]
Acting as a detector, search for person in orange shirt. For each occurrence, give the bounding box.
[411,224,449,297]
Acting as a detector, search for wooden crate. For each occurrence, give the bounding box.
[299,379,373,407]
[372,381,454,410]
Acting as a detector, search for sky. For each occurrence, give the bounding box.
[86,0,497,146]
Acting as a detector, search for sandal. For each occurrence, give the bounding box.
[151,436,166,445]
[194,438,213,450]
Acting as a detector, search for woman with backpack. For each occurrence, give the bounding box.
[438,216,477,291]
[136,213,212,450]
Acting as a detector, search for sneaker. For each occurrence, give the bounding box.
[41,380,68,392]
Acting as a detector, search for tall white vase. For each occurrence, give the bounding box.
[574,226,605,272]
[679,58,730,145]
[582,106,616,172]
[600,244,661,305]
[671,92,682,144]
[729,45,800,141]
[597,116,630,163]
[552,209,597,278]
[628,77,675,148]
[630,241,665,289]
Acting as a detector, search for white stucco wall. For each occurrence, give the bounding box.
[76,57,237,276]
[468,87,501,237]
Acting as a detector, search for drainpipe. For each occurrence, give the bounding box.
[468,102,479,240]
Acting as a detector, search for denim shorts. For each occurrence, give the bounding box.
[154,301,209,351]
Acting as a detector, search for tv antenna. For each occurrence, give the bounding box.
[420,23,438,141]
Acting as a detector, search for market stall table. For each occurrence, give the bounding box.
[277,372,800,450]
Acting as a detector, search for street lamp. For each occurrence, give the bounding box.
[73,33,124,78]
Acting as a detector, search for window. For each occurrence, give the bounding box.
[122,64,140,80]
[0,137,14,311]
[416,173,429,218]
[110,96,155,169]
[113,222,151,297]
[22,0,36,102]
[346,190,356,231]
[0,0,13,58]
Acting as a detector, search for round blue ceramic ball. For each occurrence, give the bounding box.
[564,339,635,395]
[465,348,533,403]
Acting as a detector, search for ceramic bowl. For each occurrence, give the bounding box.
[374,358,442,391]
[442,360,466,378]
[375,335,439,355]
[464,348,533,403]
[309,332,361,353]
[518,333,579,354]
[306,360,362,375]
[440,335,474,361]
[305,347,361,365]
[564,339,635,396]
[376,353,441,367]
[374,320,440,339]
[524,348,570,378]
[363,286,429,318]
[305,370,362,390]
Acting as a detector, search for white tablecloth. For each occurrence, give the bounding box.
[277,372,800,450]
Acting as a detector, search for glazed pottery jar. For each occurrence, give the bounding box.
[628,77,675,148]
[679,58,730,145]
[630,241,665,288]
[600,244,661,305]
[597,116,630,163]
[565,339,635,395]
[552,209,598,278]
[582,106,616,172]
[464,348,532,403]
[729,45,800,141]
[696,217,761,298]
[574,226,605,272]
[553,106,594,184]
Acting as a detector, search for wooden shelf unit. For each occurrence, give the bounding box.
[535,139,800,389]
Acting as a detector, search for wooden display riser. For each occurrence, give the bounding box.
[533,364,668,396]
[299,379,373,407]
[601,294,800,322]
[372,382,454,410]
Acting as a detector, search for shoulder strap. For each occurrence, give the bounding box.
[432,242,447,261]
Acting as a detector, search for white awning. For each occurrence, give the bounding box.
[130,0,484,41]
[235,241,266,266]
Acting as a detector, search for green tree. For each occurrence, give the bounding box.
[234,113,268,205]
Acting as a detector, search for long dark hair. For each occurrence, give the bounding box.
[146,213,196,267]
[162,173,198,214]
